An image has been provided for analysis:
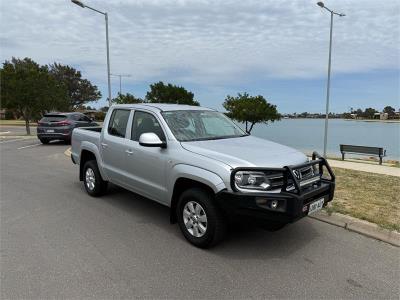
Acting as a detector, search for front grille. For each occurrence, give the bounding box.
[300,166,314,179]
[230,152,335,195]
[266,173,294,190]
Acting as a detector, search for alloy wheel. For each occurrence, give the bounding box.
[183,201,208,237]
[85,168,96,191]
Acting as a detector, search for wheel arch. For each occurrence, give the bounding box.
[79,144,107,181]
[169,165,227,224]
[79,150,96,181]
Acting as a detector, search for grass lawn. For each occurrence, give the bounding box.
[0,120,37,126]
[326,167,400,231]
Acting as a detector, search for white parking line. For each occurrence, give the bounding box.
[0,139,24,144]
[17,143,41,150]
[0,131,11,134]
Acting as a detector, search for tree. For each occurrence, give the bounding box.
[145,81,199,106]
[355,108,363,117]
[363,107,377,119]
[112,92,143,104]
[223,93,280,134]
[49,63,101,110]
[1,57,68,134]
[383,106,396,118]
[100,106,109,112]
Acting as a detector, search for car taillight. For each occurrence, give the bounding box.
[56,120,72,126]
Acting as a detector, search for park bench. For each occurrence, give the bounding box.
[339,144,386,165]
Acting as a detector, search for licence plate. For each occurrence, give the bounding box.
[46,129,54,133]
[307,198,325,215]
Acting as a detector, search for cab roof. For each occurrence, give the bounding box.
[111,103,214,112]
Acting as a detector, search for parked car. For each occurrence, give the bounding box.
[37,112,98,144]
[71,104,335,248]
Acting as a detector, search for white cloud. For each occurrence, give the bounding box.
[1,0,399,87]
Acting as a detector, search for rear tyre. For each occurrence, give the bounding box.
[39,138,50,144]
[83,160,108,197]
[64,138,71,145]
[177,188,227,248]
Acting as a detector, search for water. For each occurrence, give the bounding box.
[250,119,400,160]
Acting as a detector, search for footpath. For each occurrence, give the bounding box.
[327,159,400,177]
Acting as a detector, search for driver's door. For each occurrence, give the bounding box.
[123,110,169,203]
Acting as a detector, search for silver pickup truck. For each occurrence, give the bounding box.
[71,103,335,248]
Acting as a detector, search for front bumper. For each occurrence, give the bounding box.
[215,152,335,224]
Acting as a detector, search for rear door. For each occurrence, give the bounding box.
[79,114,94,126]
[100,109,132,185]
[72,114,92,128]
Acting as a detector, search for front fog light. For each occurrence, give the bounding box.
[270,200,278,209]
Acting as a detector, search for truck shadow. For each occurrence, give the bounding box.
[97,183,317,259]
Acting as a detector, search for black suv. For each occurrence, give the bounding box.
[37,112,98,144]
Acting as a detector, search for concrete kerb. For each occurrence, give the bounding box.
[309,210,400,247]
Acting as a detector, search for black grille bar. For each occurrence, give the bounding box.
[230,151,335,196]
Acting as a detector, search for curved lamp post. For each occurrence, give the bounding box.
[317,2,345,157]
[71,0,112,107]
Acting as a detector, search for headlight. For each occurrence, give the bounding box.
[234,171,271,191]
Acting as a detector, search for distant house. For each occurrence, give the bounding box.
[0,109,5,119]
[374,112,388,120]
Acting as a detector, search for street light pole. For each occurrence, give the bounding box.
[71,0,112,107]
[317,2,345,158]
[105,13,112,107]
[323,11,333,159]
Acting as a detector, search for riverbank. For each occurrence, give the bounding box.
[343,119,400,123]
[283,118,400,123]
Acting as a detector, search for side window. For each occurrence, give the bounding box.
[131,111,166,142]
[71,114,80,121]
[108,109,130,138]
[79,115,91,122]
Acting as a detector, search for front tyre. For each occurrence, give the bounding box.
[83,160,108,197]
[177,188,227,248]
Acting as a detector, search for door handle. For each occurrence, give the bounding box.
[101,143,108,149]
[125,149,133,155]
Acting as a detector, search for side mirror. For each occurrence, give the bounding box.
[139,132,166,148]
[90,117,94,122]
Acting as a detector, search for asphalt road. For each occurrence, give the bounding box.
[1,138,399,299]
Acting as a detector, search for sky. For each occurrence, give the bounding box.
[1,0,399,113]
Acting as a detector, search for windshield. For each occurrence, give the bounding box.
[161,110,247,142]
